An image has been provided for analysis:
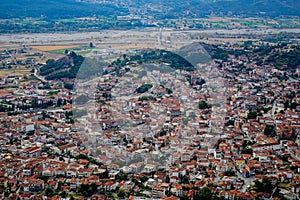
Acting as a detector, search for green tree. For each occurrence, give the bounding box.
[45,188,54,197]
[198,101,211,109]
[140,176,148,183]
[181,175,189,184]
[166,175,170,183]
[56,98,63,107]
[253,178,273,193]
[136,84,153,93]
[60,191,67,198]
[197,188,213,200]
[77,183,97,197]
[117,173,128,181]
[117,190,126,198]
[225,120,234,126]
[180,195,190,200]
[247,111,257,119]
[89,42,94,48]
[264,124,275,137]
[241,148,253,155]
[64,83,74,90]
[57,181,64,190]
[4,191,10,197]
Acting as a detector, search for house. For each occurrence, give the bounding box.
[20,147,42,158]
[171,184,183,196]
[29,179,44,192]
[14,123,35,133]
[91,194,106,200]
[234,158,245,168]
[19,194,34,200]
[214,149,222,160]
[54,166,66,177]
[251,143,280,152]
[66,168,77,178]
[20,183,30,192]
[69,178,79,191]
[23,166,32,176]
[143,164,157,173]
[170,176,180,183]
[255,153,270,163]
[56,143,76,154]
[78,167,93,178]
[152,185,167,198]
[241,169,250,178]
[105,181,116,191]
[181,153,191,162]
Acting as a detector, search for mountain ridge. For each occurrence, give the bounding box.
[0,0,299,19]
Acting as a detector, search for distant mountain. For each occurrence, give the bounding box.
[0,0,299,19]
[0,0,128,18]
[209,0,300,17]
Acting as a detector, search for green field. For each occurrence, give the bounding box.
[48,46,93,55]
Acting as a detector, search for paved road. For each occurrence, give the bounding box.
[236,171,255,192]
[34,67,47,82]
[272,100,276,116]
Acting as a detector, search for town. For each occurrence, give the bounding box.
[0,29,299,200]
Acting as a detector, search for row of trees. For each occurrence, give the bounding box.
[0,97,68,113]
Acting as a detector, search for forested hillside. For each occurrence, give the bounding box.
[0,0,299,19]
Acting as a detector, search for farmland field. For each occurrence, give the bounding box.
[0,69,31,77]
[30,45,78,51]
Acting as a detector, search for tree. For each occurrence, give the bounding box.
[140,176,148,183]
[57,181,64,190]
[89,42,94,48]
[44,187,54,197]
[78,184,88,197]
[60,191,68,198]
[56,98,63,107]
[64,83,73,90]
[241,148,253,155]
[253,178,273,193]
[4,191,10,197]
[166,88,173,94]
[117,173,128,181]
[198,101,211,109]
[180,195,190,200]
[117,190,126,198]
[224,170,236,176]
[136,84,153,93]
[264,124,275,137]
[247,111,257,119]
[166,175,170,183]
[196,188,213,200]
[225,120,234,126]
[181,175,189,184]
